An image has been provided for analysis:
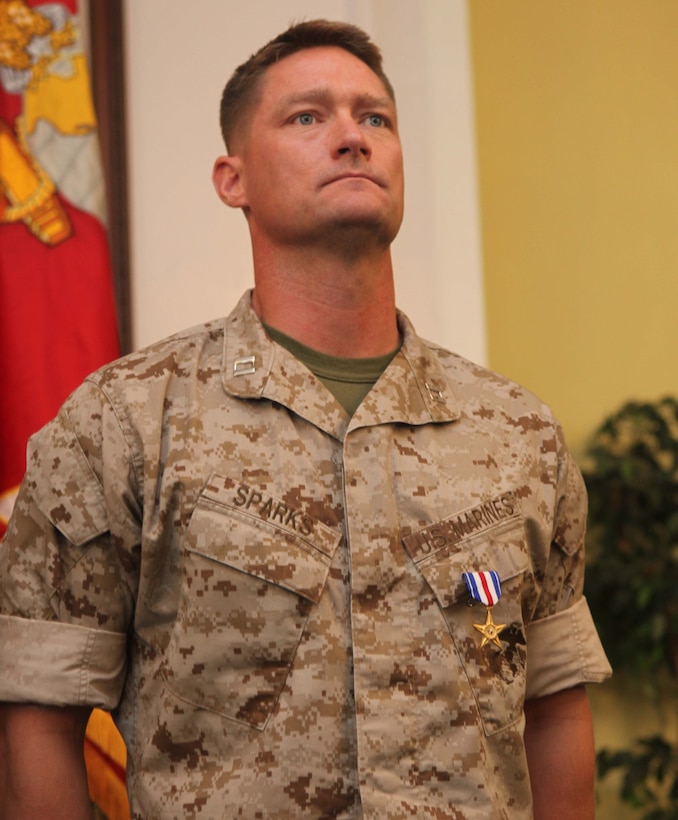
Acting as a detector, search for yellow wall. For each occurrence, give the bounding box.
[469,0,678,458]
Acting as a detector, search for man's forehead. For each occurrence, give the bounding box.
[258,45,392,100]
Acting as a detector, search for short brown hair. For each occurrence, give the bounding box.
[219,19,395,151]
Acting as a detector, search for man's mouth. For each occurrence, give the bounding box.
[323,172,384,188]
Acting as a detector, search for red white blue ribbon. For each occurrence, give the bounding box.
[462,570,502,607]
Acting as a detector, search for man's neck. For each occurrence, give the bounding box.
[251,246,399,358]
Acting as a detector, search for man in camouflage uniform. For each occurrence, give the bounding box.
[0,19,611,819]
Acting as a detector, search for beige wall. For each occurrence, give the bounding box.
[470,0,678,458]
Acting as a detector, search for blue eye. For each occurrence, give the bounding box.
[366,114,385,127]
[296,113,315,125]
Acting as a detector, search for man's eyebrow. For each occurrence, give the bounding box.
[277,87,393,110]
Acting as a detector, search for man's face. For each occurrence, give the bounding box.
[225,46,404,251]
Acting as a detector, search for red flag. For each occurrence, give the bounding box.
[0,0,119,537]
[0,4,129,817]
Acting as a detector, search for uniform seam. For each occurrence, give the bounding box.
[88,377,144,503]
[80,627,97,704]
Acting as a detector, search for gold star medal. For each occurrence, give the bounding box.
[462,570,506,649]
[472,608,507,648]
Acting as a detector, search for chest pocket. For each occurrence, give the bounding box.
[161,475,341,730]
[406,516,528,735]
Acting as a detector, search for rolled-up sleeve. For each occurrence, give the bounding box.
[525,596,612,699]
[0,614,127,708]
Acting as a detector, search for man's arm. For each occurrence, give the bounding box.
[0,702,92,819]
[524,684,596,820]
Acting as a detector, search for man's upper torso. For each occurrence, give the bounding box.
[0,291,611,818]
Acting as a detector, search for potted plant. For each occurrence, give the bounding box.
[582,396,678,817]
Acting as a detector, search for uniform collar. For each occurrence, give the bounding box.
[352,311,460,429]
[222,290,460,439]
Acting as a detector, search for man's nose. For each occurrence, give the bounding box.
[334,117,371,158]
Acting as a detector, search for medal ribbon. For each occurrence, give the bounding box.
[462,570,502,607]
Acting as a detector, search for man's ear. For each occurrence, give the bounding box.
[212,155,247,208]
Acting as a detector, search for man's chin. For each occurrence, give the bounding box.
[316,217,401,254]
[328,203,402,237]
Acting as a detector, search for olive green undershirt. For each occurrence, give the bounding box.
[264,324,401,416]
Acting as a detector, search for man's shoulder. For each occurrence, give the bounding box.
[419,337,558,423]
[89,317,227,391]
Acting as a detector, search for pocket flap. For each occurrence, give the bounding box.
[186,474,342,603]
[405,517,527,609]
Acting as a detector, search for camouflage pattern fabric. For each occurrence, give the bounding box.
[0,290,611,818]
